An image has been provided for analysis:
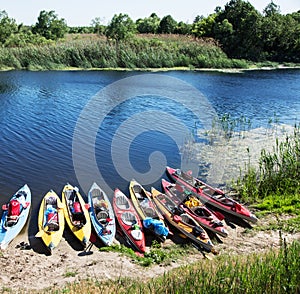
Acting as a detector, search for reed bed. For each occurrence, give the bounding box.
[0,37,248,70]
[236,124,300,205]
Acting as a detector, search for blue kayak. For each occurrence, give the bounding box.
[0,184,31,249]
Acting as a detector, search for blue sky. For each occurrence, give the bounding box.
[2,0,299,26]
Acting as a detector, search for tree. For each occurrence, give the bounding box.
[91,17,105,35]
[136,13,160,34]
[105,13,136,43]
[158,15,177,34]
[192,14,216,38]
[263,1,280,17]
[260,12,300,62]
[213,0,263,60]
[175,21,192,35]
[32,10,68,40]
[0,10,18,44]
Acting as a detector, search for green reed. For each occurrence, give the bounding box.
[0,36,249,70]
[236,124,300,204]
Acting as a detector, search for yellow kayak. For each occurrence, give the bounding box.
[35,190,65,253]
[62,183,91,247]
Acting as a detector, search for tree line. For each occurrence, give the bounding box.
[0,0,299,63]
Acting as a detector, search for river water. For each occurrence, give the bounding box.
[0,69,299,210]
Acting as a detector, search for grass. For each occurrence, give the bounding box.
[235,124,300,205]
[0,35,250,70]
[28,240,300,294]
[99,240,193,267]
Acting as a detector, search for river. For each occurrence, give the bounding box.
[0,69,299,210]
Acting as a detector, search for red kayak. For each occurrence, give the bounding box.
[162,179,229,237]
[166,166,258,223]
[113,188,146,253]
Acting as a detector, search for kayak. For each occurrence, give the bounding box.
[166,166,258,223]
[129,179,169,241]
[113,188,146,253]
[161,179,228,237]
[0,184,31,250]
[35,190,65,253]
[62,183,91,247]
[151,187,215,253]
[88,182,116,246]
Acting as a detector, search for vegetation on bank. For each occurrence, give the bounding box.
[0,0,300,70]
[0,36,250,70]
[235,123,300,210]
[26,240,299,294]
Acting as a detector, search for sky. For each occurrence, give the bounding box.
[1,0,299,26]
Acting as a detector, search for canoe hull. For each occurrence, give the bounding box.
[0,184,31,250]
[113,188,146,253]
[88,182,116,246]
[62,183,91,247]
[129,179,168,241]
[166,166,258,223]
[162,179,228,237]
[36,190,65,252]
[151,187,214,253]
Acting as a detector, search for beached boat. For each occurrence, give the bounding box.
[0,184,31,250]
[113,188,146,253]
[35,190,65,252]
[88,182,116,246]
[62,183,91,247]
[151,187,215,253]
[162,179,228,237]
[129,179,168,241]
[166,166,258,223]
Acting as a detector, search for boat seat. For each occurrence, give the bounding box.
[144,207,156,218]
[116,195,130,209]
[121,212,137,226]
[91,189,102,198]
[6,215,19,227]
[97,211,109,223]
[180,214,190,224]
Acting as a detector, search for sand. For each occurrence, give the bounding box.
[0,213,299,292]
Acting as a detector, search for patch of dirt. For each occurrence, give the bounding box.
[0,214,299,291]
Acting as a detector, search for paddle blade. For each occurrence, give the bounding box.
[35,230,45,238]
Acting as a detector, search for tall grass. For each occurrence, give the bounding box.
[33,240,300,294]
[236,124,300,204]
[0,36,249,70]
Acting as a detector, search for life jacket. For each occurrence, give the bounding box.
[47,209,58,223]
[73,202,82,213]
[8,200,21,216]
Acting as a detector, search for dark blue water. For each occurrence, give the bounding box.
[0,69,299,210]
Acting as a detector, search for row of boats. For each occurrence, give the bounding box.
[0,166,258,255]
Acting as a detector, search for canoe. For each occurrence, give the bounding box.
[129,179,169,241]
[166,166,258,223]
[113,188,146,253]
[0,184,31,250]
[62,183,91,247]
[151,187,215,253]
[35,190,65,252]
[88,182,116,246]
[161,179,228,237]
